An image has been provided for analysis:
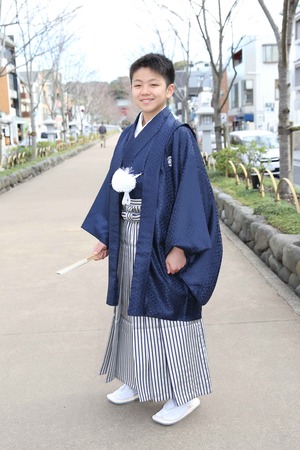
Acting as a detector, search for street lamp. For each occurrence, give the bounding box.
[196,106,214,154]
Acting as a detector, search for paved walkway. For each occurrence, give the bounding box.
[1,135,300,450]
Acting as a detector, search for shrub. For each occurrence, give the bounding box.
[19,147,33,160]
[37,141,56,149]
[212,141,269,177]
[208,171,300,234]
[212,147,241,176]
[237,141,267,174]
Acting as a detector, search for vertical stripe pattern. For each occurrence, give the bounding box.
[99,199,212,406]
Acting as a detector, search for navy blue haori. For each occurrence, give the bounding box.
[82,107,222,321]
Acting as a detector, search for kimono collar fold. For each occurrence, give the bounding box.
[106,109,184,307]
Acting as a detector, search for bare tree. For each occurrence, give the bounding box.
[12,0,80,154]
[0,1,20,162]
[40,20,82,142]
[81,82,119,125]
[190,0,242,151]
[166,10,193,123]
[139,0,242,146]
[142,0,195,123]
[64,80,121,130]
[258,0,299,182]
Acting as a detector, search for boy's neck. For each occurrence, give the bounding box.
[142,106,166,126]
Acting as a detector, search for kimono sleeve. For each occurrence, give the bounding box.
[165,127,213,256]
[81,127,131,245]
[81,171,111,245]
[165,127,222,305]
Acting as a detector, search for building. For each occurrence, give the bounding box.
[291,8,300,125]
[226,34,279,132]
[174,61,213,123]
[19,70,63,142]
[0,33,24,153]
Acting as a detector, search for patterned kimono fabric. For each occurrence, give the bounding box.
[100,200,212,407]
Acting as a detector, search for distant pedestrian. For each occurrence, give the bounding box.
[98,123,107,147]
[82,53,222,426]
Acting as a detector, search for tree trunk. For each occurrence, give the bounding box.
[212,71,223,151]
[257,0,299,190]
[30,90,37,158]
[278,59,292,180]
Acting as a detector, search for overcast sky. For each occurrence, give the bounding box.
[1,0,284,82]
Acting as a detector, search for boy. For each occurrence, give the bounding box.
[82,53,222,425]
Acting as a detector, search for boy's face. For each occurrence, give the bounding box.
[131,67,174,123]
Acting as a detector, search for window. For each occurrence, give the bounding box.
[4,47,14,61]
[295,67,300,88]
[9,73,15,90]
[296,19,300,40]
[231,83,239,108]
[202,115,213,125]
[262,45,278,63]
[233,49,242,67]
[242,80,253,105]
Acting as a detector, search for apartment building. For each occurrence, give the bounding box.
[0,33,24,150]
[174,62,213,123]
[227,34,279,132]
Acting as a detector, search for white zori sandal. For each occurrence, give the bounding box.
[152,398,200,425]
[107,384,139,405]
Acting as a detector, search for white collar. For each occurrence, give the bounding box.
[134,106,167,137]
[134,112,145,137]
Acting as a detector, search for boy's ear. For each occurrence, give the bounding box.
[167,83,175,97]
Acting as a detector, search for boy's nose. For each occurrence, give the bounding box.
[141,85,150,94]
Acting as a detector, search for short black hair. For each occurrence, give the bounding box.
[129,53,175,86]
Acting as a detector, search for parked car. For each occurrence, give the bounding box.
[229,129,280,176]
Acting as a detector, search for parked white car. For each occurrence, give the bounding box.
[229,130,280,176]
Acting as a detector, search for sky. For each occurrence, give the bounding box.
[1,0,284,83]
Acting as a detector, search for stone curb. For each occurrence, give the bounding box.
[0,142,95,195]
[213,187,300,300]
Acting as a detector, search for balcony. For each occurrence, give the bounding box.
[22,111,31,118]
[9,89,18,99]
[21,92,30,99]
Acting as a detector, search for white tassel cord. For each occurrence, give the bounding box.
[111,167,141,205]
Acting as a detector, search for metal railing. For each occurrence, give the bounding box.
[226,160,300,213]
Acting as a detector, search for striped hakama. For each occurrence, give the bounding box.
[100,199,212,406]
